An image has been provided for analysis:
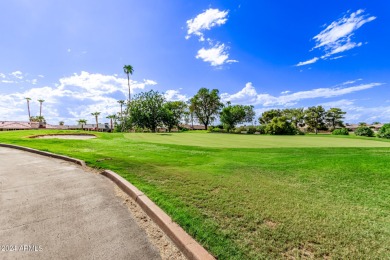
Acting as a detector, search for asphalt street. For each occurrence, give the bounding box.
[0,147,160,260]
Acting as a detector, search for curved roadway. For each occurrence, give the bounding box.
[0,147,160,260]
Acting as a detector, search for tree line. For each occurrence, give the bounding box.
[110,85,349,135]
[81,64,390,137]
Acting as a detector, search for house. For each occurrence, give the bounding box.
[0,121,111,132]
[181,124,206,130]
[0,121,39,131]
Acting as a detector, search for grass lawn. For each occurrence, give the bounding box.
[1,130,389,259]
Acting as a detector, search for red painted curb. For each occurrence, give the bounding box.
[102,170,215,260]
[0,143,86,167]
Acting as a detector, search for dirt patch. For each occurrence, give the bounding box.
[31,134,97,140]
[283,243,317,259]
[114,187,187,260]
[264,219,278,229]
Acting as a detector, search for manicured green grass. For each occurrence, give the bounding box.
[1,130,389,259]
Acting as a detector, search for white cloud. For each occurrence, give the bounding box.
[329,55,345,60]
[0,73,5,78]
[297,9,376,66]
[186,8,229,41]
[196,43,238,66]
[164,90,188,102]
[341,79,362,85]
[320,99,390,123]
[296,57,319,67]
[221,82,382,107]
[281,90,291,94]
[1,80,16,84]
[0,71,158,124]
[11,71,24,79]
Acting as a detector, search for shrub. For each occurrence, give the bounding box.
[265,116,296,135]
[247,126,257,134]
[354,126,375,137]
[256,125,266,134]
[210,128,226,133]
[332,128,349,135]
[234,126,247,134]
[378,123,390,139]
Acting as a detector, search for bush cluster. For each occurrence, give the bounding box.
[378,124,390,139]
[332,128,349,135]
[354,126,375,137]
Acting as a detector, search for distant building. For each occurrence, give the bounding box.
[0,121,111,132]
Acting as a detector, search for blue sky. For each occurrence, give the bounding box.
[0,0,389,124]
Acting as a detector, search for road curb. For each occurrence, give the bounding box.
[102,170,215,260]
[0,143,215,260]
[0,143,86,166]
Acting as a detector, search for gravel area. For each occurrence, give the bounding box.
[115,187,187,260]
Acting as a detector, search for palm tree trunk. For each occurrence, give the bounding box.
[27,101,31,121]
[127,74,131,103]
[40,103,42,117]
[95,116,99,131]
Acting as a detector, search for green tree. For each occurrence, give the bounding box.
[190,88,223,130]
[77,119,87,130]
[265,116,296,135]
[305,106,326,134]
[91,112,101,130]
[128,90,165,132]
[220,103,247,132]
[38,99,45,117]
[25,97,31,122]
[259,109,282,125]
[243,105,256,125]
[326,108,346,130]
[59,121,64,126]
[123,65,134,103]
[283,108,305,128]
[378,123,390,139]
[162,101,187,132]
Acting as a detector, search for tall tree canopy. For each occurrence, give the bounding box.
[284,108,305,128]
[305,106,326,134]
[162,101,187,132]
[325,108,346,130]
[220,103,255,132]
[189,88,223,130]
[259,109,282,125]
[128,90,165,132]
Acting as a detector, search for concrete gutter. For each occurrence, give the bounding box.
[0,143,215,260]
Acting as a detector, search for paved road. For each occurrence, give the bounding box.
[0,147,160,260]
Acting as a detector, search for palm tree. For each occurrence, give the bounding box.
[25,97,31,121]
[91,112,101,131]
[38,99,45,117]
[77,119,87,130]
[123,65,134,103]
[106,115,115,132]
[59,121,64,126]
[117,100,125,118]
